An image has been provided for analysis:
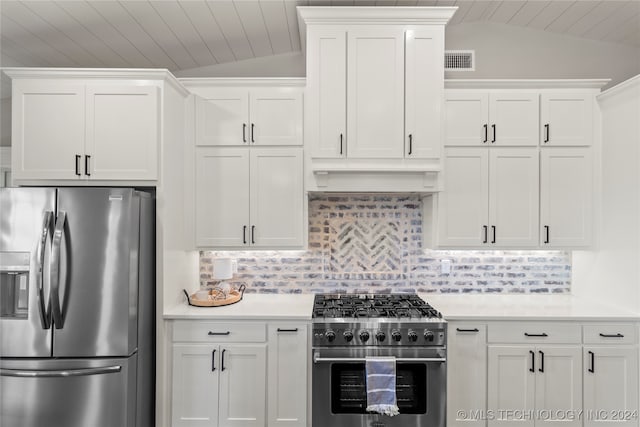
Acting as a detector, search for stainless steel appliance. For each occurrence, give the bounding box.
[312,294,447,427]
[0,187,154,427]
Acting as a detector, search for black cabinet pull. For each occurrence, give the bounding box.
[524,332,548,337]
[243,225,247,244]
[491,124,496,143]
[491,225,496,244]
[483,124,488,143]
[483,225,488,244]
[208,331,231,336]
[221,349,226,371]
[251,123,255,143]
[544,124,550,143]
[456,328,479,333]
[75,155,81,176]
[529,350,535,372]
[211,349,216,371]
[84,155,91,176]
[539,351,544,373]
[588,351,595,373]
[243,123,247,143]
[251,225,255,244]
[339,133,343,155]
[408,134,413,155]
[544,225,550,244]
[277,328,299,333]
[599,333,624,338]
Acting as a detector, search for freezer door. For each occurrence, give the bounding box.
[52,188,139,357]
[0,188,55,357]
[0,355,137,427]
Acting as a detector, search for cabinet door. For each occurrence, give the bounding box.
[438,148,489,247]
[541,93,593,146]
[86,85,159,180]
[249,89,303,146]
[488,346,536,427]
[218,344,267,427]
[583,347,639,427]
[489,148,539,247]
[444,92,489,146]
[347,28,405,158]
[268,324,308,427]
[195,148,250,248]
[196,90,249,146]
[535,346,582,427]
[540,149,592,247]
[405,28,444,159]
[489,93,539,146]
[305,28,346,158]
[172,345,219,427]
[249,148,303,248]
[12,80,85,180]
[448,324,487,427]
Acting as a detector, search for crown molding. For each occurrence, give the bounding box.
[445,79,611,90]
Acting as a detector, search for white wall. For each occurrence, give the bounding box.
[1,98,10,147]
[445,22,640,90]
[173,51,305,78]
[572,75,640,312]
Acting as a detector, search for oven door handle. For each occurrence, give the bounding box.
[313,354,446,364]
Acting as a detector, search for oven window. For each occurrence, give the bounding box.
[330,363,427,414]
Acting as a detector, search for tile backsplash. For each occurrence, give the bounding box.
[200,194,571,294]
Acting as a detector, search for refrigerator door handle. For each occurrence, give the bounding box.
[50,211,66,329]
[36,211,53,329]
[0,365,121,378]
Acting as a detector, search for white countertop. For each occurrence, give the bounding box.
[164,293,639,322]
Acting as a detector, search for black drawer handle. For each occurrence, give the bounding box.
[483,124,488,143]
[277,328,299,333]
[243,225,247,245]
[221,349,226,371]
[482,225,488,244]
[529,350,535,372]
[208,331,231,336]
[456,328,480,333]
[75,155,81,176]
[539,350,544,373]
[491,124,496,143]
[243,123,247,143]
[588,350,595,373]
[211,349,216,371]
[544,124,550,143]
[339,133,343,155]
[544,225,550,244]
[599,333,624,338]
[524,333,548,337]
[84,155,91,176]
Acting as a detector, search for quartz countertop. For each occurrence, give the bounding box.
[164,293,639,322]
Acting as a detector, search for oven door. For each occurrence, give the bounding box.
[312,347,446,427]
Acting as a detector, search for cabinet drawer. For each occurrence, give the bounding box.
[488,322,581,344]
[583,324,637,345]
[173,321,266,343]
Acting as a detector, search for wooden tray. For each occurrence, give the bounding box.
[183,284,246,307]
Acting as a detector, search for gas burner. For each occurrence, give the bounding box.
[312,293,443,320]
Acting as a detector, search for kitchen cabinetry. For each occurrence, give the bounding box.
[448,323,488,427]
[438,147,539,247]
[170,320,308,427]
[11,78,159,181]
[540,94,593,146]
[267,323,308,427]
[195,147,303,249]
[444,92,539,147]
[195,88,303,146]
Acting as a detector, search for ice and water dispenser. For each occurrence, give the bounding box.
[0,252,30,318]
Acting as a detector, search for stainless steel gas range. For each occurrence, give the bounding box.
[311,294,447,427]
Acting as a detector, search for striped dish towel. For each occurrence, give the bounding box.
[365,357,400,417]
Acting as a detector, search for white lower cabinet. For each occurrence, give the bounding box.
[448,323,488,427]
[170,321,308,427]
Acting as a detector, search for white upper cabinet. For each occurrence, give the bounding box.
[195,87,303,146]
[9,73,165,183]
[541,93,593,146]
[540,148,592,247]
[445,92,539,146]
[346,28,405,159]
[405,28,444,159]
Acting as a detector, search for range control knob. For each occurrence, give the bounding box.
[325,330,336,342]
[343,331,354,342]
[391,331,402,342]
[408,331,418,342]
[424,330,435,342]
[375,331,386,342]
[359,331,370,342]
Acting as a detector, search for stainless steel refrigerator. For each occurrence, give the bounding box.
[0,187,154,427]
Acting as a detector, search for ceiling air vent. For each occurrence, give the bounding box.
[445,50,475,71]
